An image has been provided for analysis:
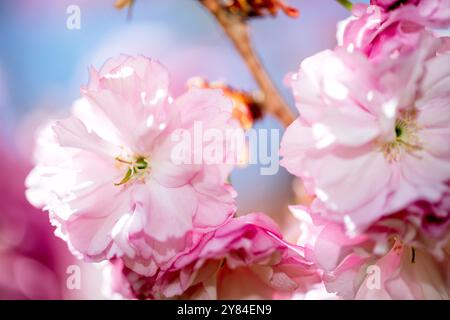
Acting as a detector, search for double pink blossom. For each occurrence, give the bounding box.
[370,0,450,27]
[339,1,450,61]
[105,213,320,300]
[323,239,449,299]
[26,55,237,276]
[280,32,450,231]
[281,1,450,299]
[291,206,450,299]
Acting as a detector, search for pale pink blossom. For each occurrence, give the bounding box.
[281,34,450,231]
[26,55,237,276]
[291,203,449,268]
[324,239,449,299]
[338,2,450,61]
[291,206,450,299]
[106,213,320,300]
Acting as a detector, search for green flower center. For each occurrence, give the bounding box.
[114,156,150,186]
[395,124,402,138]
[382,110,421,161]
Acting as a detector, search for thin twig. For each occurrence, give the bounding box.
[199,0,295,127]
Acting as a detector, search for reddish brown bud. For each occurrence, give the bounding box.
[188,77,263,129]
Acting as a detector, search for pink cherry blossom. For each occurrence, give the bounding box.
[324,239,449,299]
[105,213,320,300]
[370,0,450,28]
[26,55,237,276]
[280,33,450,231]
[292,203,449,268]
[338,1,450,61]
[291,206,450,299]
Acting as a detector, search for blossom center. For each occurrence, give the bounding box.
[382,110,421,161]
[114,156,150,186]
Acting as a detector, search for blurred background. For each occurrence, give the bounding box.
[0,0,354,299]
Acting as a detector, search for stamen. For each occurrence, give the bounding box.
[381,110,421,161]
[115,157,133,165]
[114,156,150,186]
[115,168,133,186]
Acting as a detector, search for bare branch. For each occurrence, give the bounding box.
[199,0,295,127]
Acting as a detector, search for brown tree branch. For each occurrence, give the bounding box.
[199,0,295,127]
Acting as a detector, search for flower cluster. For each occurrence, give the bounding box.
[26,55,318,299]
[281,0,450,299]
[25,0,450,300]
